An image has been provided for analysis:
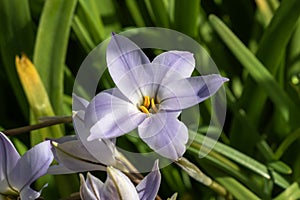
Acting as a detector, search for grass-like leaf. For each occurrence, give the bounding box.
[33,0,77,115]
[209,15,299,126]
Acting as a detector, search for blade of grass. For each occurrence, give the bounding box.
[256,0,300,72]
[247,0,300,119]
[188,145,266,197]
[72,16,95,52]
[191,131,290,188]
[33,0,77,115]
[215,176,260,200]
[144,0,169,27]
[209,15,299,126]
[274,182,300,200]
[125,0,146,27]
[173,0,200,37]
[230,0,300,138]
[274,128,300,159]
[0,0,35,117]
[77,0,105,43]
[201,163,260,200]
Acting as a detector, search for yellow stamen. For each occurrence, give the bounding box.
[143,96,150,108]
[139,105,150,114]
[151,98,158,113]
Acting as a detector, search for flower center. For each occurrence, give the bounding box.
[139,96,158,114]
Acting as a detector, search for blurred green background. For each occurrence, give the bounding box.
[1,0,300,199]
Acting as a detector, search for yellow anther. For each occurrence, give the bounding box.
[151,98,158,113]
[143,96,150,108]
[139,105,150,114]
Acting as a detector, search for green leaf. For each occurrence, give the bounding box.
[191,132,290,188]
[268,161,292,175]
[274,182,300,200]
[125,0,146,27]
[275,128,300,160]
[240,0,300,128]
[256,0,300,72]
[217,177,260,200]
[0,0,35,117]
[72,15,95,52]
[173,0,200,37]
[77,0,106,43]
[145,0,169,27]
[33,0,78,115]
[205,166,260,200]
[209,14,299,125]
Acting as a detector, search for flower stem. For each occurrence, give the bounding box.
[176,157,233,199]
[2,116,72,136]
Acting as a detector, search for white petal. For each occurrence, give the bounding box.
[101,167,139,200]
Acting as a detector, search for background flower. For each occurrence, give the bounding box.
[0,132,53,199]
[80,160,161,200]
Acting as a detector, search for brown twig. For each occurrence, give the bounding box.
[2,116,72,136]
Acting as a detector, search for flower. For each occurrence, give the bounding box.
[85,33,228,160]
[0,131,53,200]
[48,94,119,174]
[80,160,161,200]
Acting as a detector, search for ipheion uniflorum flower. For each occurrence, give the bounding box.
[84,33,228,160]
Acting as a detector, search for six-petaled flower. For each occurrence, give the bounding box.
[85,33,228,160]
[0,132,53,200]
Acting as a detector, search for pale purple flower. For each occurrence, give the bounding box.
[48,94,118,174]
[80,160,161,200]
[85,34,228,160]
[0,131,53,199]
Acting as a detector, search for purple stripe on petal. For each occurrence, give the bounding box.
[9,141,53,192]
[136,160,161,200]
[159,74,228,111]
[107,34,150,102]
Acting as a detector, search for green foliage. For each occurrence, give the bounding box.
[0,0,300,199]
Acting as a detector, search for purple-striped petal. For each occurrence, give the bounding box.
[152,51,195,80]
[159,74,228,111]
[136,160,161,200]
[107,34,150,102]
[9,141,53,191]
[85,89,146,140]
[0,132,20,192]
[138,112,188,160]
